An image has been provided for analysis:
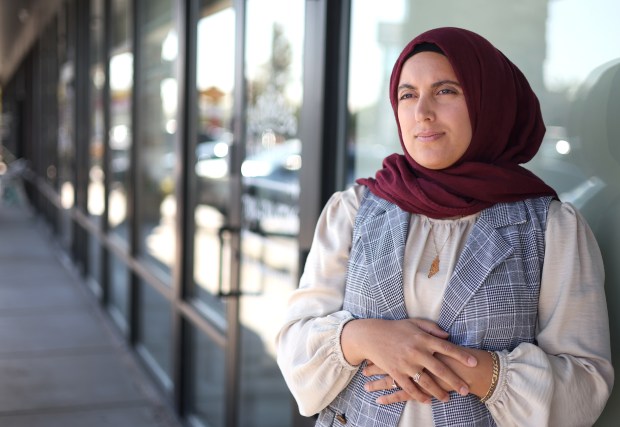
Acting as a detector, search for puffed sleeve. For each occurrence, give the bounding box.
[276,186,363,416]
[486,201,614,426]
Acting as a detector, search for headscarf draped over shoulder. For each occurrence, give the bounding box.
[357,27,557,218]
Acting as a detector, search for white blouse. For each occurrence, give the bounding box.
[276,184,613,427]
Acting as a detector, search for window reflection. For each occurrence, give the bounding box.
[526,0,620,214]
[189,8,236,422]
[108,0,133,241]
[107,0,133,329]
[88,0,105,221]
[57,6,75,249]
[529,5,620,423]
[243,11,302,239]
[192,2,235,315]
[108,52,132,233]
[134,0,178,387]
[136,0,178,276]
[238,1,304,426]
[88,0,105,293]
[552,59,620,218]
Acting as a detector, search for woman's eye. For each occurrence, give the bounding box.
[437,88,456,95]
[399,93,414,101]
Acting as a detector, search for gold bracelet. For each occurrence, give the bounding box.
[480,351,499,403]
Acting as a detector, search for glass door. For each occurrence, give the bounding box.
[189,0,305,425]
[189,1,237,425]
[238,1,305,425]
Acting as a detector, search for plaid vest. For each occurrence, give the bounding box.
[317,189,552,427]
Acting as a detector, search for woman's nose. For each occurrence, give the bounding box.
[415,95,434,122]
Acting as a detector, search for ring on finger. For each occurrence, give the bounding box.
[412,371,423,384]
[391,378,399,389]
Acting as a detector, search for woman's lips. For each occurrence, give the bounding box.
[415,131,444,142]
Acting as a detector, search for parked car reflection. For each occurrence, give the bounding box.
[195,138,232,211]
[195,138,301,235]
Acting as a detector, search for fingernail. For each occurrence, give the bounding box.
[468,356,477,366]
[364,384,370,391]
[424,399,432,405]
[460,386,469,396]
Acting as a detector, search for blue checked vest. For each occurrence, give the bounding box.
[317,188,552,427]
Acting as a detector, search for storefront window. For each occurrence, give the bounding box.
[135,0,178,387]
[192,0,234,318]
[189,325,226,426]
[238,1,304,425]
[88,0,105,224]
[108,0,133,243]
[57,5,76,249]
[138,279,172,383]
[107,0,133,328]
[109,253,130,333]
[40,22,61,222]
[136,0,178,277]
[538,4,620,423]
[88,0,105,294]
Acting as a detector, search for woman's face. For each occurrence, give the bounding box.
[396,51,472,170]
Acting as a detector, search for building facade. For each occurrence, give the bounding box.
[1,0,619,426]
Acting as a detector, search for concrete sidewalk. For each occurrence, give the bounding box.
[0,200,182,426]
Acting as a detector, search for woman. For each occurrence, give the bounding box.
[276,27,613,426]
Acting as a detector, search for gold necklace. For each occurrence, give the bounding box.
[428,223,453,278]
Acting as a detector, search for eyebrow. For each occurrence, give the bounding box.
[397,80,462,92]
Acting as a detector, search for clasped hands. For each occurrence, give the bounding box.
[341,317,491,405]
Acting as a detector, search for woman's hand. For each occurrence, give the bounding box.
[341,318,478,404]
[362,349,497,405]
[362,361,436,404]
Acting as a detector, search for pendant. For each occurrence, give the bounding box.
[428,256,440,278]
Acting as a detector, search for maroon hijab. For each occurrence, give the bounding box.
[358,27,557,218]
